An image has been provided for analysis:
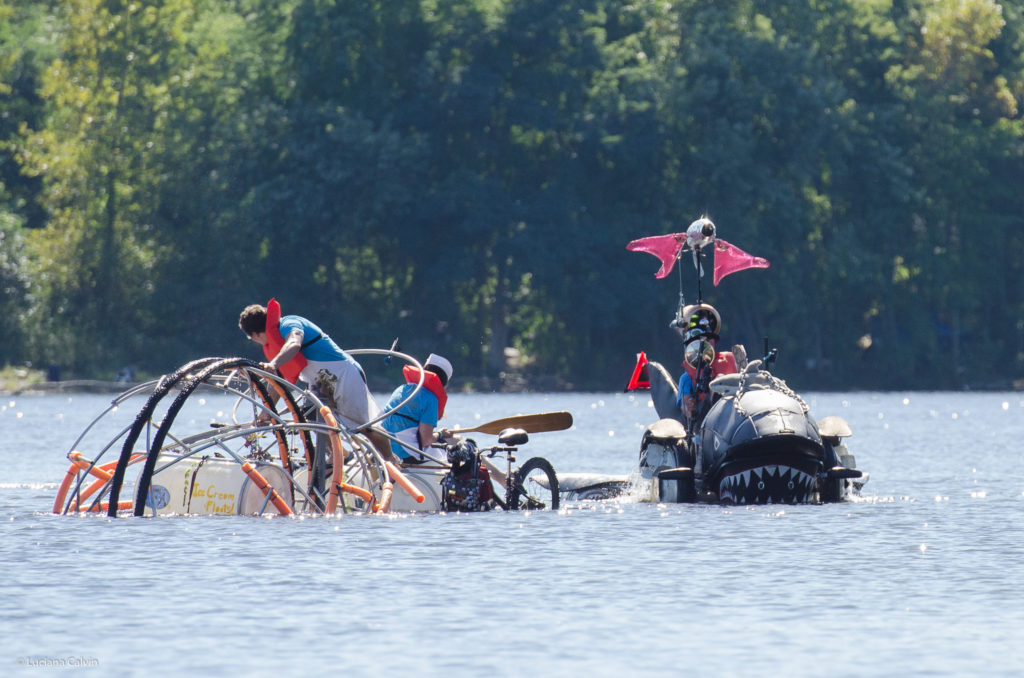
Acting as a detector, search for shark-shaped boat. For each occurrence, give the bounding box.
[569,218,867,505]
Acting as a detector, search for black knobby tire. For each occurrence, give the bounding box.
[509,457,559,510]
[132,357,257,516]
[105,357,225,516]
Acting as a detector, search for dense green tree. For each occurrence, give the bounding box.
[3,0,1022,389]
[15,0,295,372]
[0,1,53,233]
[0,1,60,366]
[882,0,1024,386]
[0,217,27,366]
[15,0,197,370]
[238,0,435,361]
[141,0,296,363]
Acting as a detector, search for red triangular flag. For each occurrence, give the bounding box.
[626,233,687,279]
[713,239,770,286]
[625,351,651,391]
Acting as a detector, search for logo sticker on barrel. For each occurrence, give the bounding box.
[146,485,170,509]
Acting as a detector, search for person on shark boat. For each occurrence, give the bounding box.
[381,354,456,465]
[238,299,392,459]
[673,303,738,427]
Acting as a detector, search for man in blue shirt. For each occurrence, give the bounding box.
[381,354,454,464]
[239,302,391,463]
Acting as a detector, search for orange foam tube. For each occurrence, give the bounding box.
[68,476,110,511]
[68,458,128,510]
[384,461,425,503]
[319,408,347,473]
[337,482,374,503]
[376,482,394,513]
[53,464,79,514]
[327,482,340,514]
[69,451,114,481]
[322,408,345,513]
[320,406,353,514]
[82,500,134,513]
[55,453,142,514]
[240,461,293,516]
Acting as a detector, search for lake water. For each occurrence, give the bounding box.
[2,389,1023,676]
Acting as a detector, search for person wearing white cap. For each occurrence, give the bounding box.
[381,353,455,464]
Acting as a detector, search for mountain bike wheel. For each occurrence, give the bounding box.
[509,456,559,510]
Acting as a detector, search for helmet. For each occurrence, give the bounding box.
[447,439,478,465]
[673,303,721,340]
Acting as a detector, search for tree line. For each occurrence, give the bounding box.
[1,0,1022,391]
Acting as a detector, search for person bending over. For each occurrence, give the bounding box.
[239,299,392,459]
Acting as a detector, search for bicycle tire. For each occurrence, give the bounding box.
[509,456,559,510]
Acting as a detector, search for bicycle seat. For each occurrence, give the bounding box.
[497,428,529,446]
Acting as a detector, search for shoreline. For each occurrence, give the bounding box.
[3,378,580,397]
[3,380,141,396]
[4,378,1023,397]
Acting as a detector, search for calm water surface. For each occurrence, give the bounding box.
[2,390,1023,676]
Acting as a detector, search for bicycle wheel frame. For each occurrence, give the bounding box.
[509,456,559,510]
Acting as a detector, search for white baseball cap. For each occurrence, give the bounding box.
[424,354,453,382]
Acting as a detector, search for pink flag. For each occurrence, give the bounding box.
[626,232,687,279]
[713,239,769,286]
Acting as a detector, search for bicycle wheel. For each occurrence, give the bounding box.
[509,457,559,510]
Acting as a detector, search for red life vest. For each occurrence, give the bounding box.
[262,298,308,384]
[683,351,738,396]
[402,365,448,418]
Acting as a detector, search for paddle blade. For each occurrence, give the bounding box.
[454,411,574,435]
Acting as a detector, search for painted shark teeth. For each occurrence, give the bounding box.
[718,465,816,504]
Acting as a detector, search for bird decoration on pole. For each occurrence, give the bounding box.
[626,217,769,286]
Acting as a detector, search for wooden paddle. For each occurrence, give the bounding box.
[450,411,573,435]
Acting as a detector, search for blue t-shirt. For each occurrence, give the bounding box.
[676,372,694,409]
[278,315,352,363]
[381,383,440,458]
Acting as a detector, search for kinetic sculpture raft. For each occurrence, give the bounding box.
[52,352,562,517]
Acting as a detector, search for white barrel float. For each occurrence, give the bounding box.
[143,455,294,516]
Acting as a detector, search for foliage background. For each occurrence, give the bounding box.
[1,0,1022,390]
